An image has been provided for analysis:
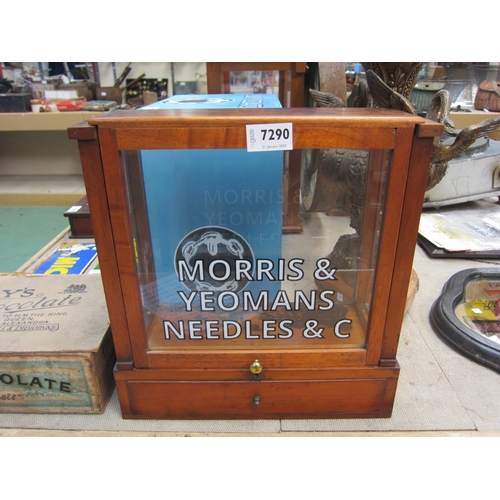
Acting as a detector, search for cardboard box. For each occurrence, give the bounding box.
[0,93,32,112]
[0,274,115,413]
[450,110,500,141]
[96,86,123,104]
[428,65,447,79]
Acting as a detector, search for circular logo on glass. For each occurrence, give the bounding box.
[175,226,254,293]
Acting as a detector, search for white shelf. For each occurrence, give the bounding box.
[0,111,105,131]
[0,175,85,206]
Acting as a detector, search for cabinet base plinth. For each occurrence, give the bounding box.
[113,365,400,419]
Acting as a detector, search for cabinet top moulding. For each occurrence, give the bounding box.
[77,108,442,151]
[0,111,105,132]
[86,107,438,131]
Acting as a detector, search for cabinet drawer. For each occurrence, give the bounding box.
[123,378,398,419]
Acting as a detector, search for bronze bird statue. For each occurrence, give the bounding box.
[364,69,500,189]
[426,116,500,189]
[365,69,417,115]
[366,69,457,134]
[425,88,457,136]
[309,69,500,191]
[309,88,346,108]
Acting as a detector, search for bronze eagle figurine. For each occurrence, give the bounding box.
[310,69,500,190]
[365,69,500,189]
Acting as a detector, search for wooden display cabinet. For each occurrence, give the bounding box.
[68,108,442,419]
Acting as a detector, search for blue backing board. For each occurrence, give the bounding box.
[138,94,283,304]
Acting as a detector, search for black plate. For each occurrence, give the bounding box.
[430,268,500,373]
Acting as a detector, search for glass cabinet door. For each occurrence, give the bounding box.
[120,146,391,353]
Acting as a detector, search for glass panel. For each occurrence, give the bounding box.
[223,70,281,97]
[121,147,391,351]
[455,277,500,341]
[431,268,500,372]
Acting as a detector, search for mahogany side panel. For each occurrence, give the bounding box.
[68,123,133,365]
[364,127,415,365]
[380,133,438,362]
[97,128,149,369]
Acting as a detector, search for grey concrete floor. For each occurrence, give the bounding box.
[1,210,499,436]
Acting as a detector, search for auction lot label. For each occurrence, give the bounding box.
[246,123,293,152]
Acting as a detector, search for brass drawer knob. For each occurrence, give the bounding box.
[253,396,261,407]
[249,359,263,375]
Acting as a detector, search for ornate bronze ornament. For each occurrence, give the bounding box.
[308,63,500,196]
[362,62,425,99]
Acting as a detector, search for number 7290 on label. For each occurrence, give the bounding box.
[246,123,293,152]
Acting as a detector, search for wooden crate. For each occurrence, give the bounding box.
[0,274,115,413]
